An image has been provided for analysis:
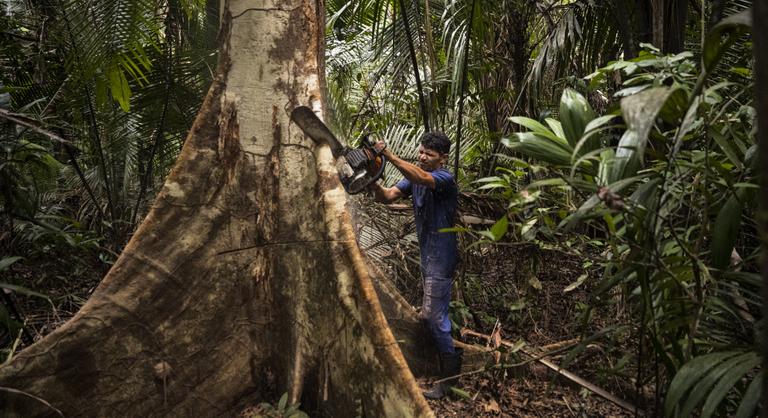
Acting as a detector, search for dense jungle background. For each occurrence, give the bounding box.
[0,0,762,416]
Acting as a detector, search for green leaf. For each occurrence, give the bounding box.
[561,176,644,227]
[527,178,567,188]
[734,373,762,418]
[490,216,509,241]
[710,129,744,169]
[520,218,537,240]
[679,352,757,418]
[449,387,472,399]
[700,352,760,418]
[509,116,565,143]
[509,339,526,353]
[564,273,588,293]
[107,65,132,112]
[703,9,752,72]
[611,87,678,182]
[559,88,596,148]
[502,133,573,166]
[0,283,49,300]
[664,351,742,417]
[278,393,288,411]
[711,196,743,269]
[0,256,22,272]
[545,118,566,139]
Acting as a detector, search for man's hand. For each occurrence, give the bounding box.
[368,181,403,203]
[374,140,390,158]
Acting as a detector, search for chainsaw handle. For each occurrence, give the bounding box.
[344,154,387,195]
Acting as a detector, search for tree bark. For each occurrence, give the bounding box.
[0,1,438,416]
[663,0,687,52]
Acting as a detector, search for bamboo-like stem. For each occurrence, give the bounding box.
[453,0,477,179]
[397,0,430,132]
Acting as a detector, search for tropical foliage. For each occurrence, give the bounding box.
[0,0,761,416]
[1,0,218,350]
[327,1,760,416]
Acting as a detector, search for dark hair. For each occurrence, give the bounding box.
[420,131,451,155]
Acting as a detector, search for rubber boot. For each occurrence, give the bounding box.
[423,348,463,399]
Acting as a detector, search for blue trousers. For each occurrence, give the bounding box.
[421,275,455,354]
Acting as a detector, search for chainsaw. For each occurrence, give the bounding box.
[290,106,386,195]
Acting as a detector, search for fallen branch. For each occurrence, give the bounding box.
[0,109,73,146]
[459,329,644,416]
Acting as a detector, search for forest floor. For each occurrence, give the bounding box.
[409,244,640,418]
[411,244,640,417]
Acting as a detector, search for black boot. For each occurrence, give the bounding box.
[423,348,463,399]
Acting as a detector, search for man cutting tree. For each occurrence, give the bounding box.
[369,132,462,399]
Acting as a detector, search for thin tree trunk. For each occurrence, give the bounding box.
[454,0,477,179]
[0,2,441,416]
[651,0,665,49]
[663,0,688,52]
[397,0,430,131]
[614,0,638,58]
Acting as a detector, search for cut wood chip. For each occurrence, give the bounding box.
[483,398,501,413]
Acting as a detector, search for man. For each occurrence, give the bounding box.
[369,131,462,399]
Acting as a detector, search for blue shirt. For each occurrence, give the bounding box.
[395,168,458,278]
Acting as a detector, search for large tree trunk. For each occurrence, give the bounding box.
[0,1,438,416]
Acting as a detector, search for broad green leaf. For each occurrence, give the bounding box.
[658,88,689,124]
[509,117,564,143]
[711,196,743,269]
[734,373,762,418]
[611,87,677,182]
[679,352,756,418]
[107,65,132,112]
[561,176,644,227]
[700,352,760,418]
[278,393,288,411]
[583,114,619,134]
[559,88,596,148]
[490,216,509,241]
[545,118,566,139]
[502,134,573,166]
[664,351,742,417]
[703,9,752,72]
[0,283,49,300]
[528,178,567,188]
[0,256,22,272]
[710,129,744,169]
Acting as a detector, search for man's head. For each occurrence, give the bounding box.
[418,131,451,172]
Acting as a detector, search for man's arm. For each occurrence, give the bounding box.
[369,182,404,204]
[375,143,436,189]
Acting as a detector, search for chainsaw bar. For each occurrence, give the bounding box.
[290,106,345,157]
